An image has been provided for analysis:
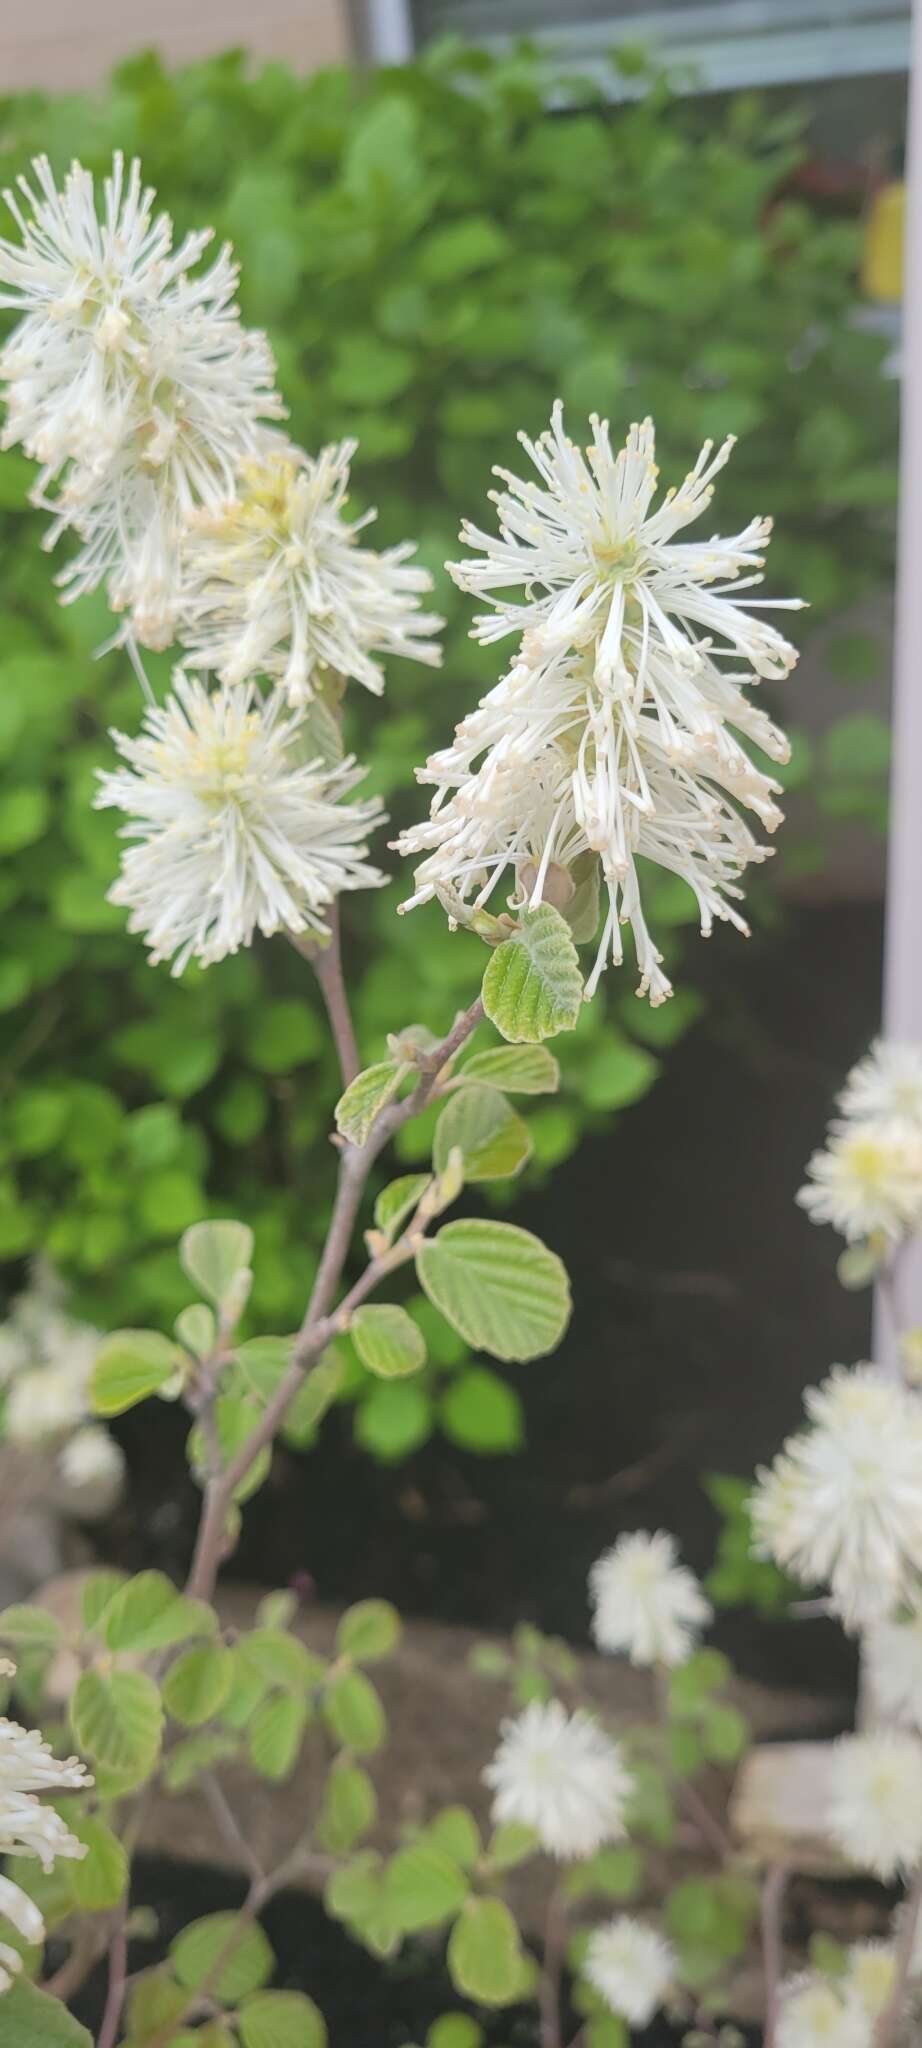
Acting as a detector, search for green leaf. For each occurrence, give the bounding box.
[440,1365,523,1453]
[481,906,583,1043]
[447,1897,525,2007]
[0,1980,92,2046]
[351,1303,427,1379]
[335,1062,402,1145]
[416,1219,571,1362]
[125,1969,188,2043]
[175,1303,217,1356]
[324,1669,387,1753]
[325,1852,401,1958]
[700,1702,748,1765]
[171,1914,273,2005]
[837,1241,881,1290]
[433,1083,532,1183]
[563,1845,643,1902]
[71,1668,163,1790]
[164,1730,240,1793]
[91,1330,179,1416]
[354,1379,433,1460]
[386,1842,469,1932]
[67,1815,128,1912]
[163,1643,234,1727]
[239,1991,327,2048]
[486,1820,538,1871]
[180,1220,253,1314]
[336,1599,401,1663]
[316,1761,378,1853]
[0,1605,63,1652]
[101,1572,215,1654]
[425,1807,481,1870]
[81,1571,127,1636]
[373,1174,431,1243]
[459,1045,560,1094]
[236,1627,320,1691]
[580,1040,659,1113]
[247,1693,309,1780]
[427,2021,484,2048]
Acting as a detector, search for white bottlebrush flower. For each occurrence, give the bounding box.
[865,1611,922,1732]
[398,407,802,1005]
[844,1941,898,2023]
[828,1731,922,1879]
[797,1119,922,1245]
[484,1699,633,1859]
[0,1269,100,1448]
[750,1364,922,1630]
[838,1039,922,1132]
[0,152,281,649]
[58,1424,126,1520]
[588,1528,711,1668]
[180,437,442,702]
[0,1690,90,1989]
[777,1976,871,2048]
[95,670,386,972]
[584,1916,676,2026]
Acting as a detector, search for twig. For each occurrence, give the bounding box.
[676,1775,735,1862]
[185,995,484,1604]
[96,1907,129,2048]
[539,1886,567,2048]
[289,910,360,1090]
[201,1773,265,1888]
[760,1862,789,2048]
[874,1861,922,2048]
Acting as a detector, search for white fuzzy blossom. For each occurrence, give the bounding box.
[798,1120,922,1246]
[0,1268,100,1445]
[584,1916,676,2026]
[865,1610,922,1732]
[95,670,386,972]
[776,1976,872,2048]
[484,1699,633,1859]
[180,437,442,702]
[838,1040,922,1132]
[588,1528,711,1668]
[750,1364,922,1630]
[0,152,281,650]
[843,1942,898,2025]
[0,1688,90,1992]
[828,1731,922,1878]
[398,407,802,1005]
[58,1423,126,1521]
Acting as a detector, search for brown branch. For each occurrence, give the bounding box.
[760,1862,789,2048]
[289,909,360,1091]
[185,995,484,1604]
[96,1907,129,2048]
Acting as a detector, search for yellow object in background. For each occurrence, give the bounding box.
[861,180,905,304]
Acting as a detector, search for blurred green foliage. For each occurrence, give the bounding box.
[0,41,897,1454]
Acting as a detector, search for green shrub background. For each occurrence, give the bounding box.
[0,40,897,1454]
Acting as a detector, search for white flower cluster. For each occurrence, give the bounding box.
[95,673,387,973]
[0,156,442,970]
[751,1363,922,1630]
[483,1699,633,1859]
[179,437,442,704]
[0,1676,90,1994]
[777,1936,908,2046]
[589,1527,711,1668]
[0,152,281,651]
[828,1730,922,1879]
[798,1039,922,1247]
[0,1266,124,1521]
[397,406,802,1004]
[584,1916,676,2026]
